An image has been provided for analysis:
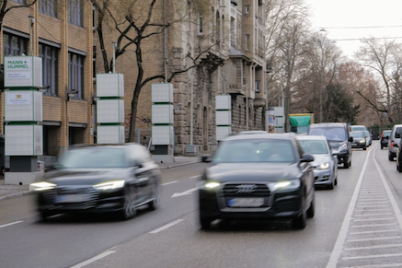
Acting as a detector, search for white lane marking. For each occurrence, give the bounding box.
[161,181,178,186]
[345,243,402,251]
[0,221,23,229]
[353,217,395,222]
[149,219,183,234]
[356,205,389,208]
[349,229,399,235]
[70,250,115,268]
[357,198,388,201]
[343,253,402,260]
[352,223,397,228]
[355,209,392,211]
[325,143,373,268]
[354,213,393,217]
[347,236,401,242]
[340,262,402,268]
[171,187,198,198]
[190,175,201,179]
[373,149,402,233]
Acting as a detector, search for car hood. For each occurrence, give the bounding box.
[205,163,302,183]
[310,154,331,167]
[329,141,346,149]
[43,168,130,186]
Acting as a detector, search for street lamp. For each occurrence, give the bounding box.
[66,90,78,102]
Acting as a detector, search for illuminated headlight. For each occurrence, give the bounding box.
[359,140,365,143]
[29,182,56,191]
[93,180,125,190]
[318,162,330,170]
[272,180,300,190]
[204,182,220,189]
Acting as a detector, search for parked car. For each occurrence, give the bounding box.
[350,131,367,150]
[30,143,161,221]
[388,124,402,161]
[198,133,315,229]
[297,135,338,189]
[381,130,391,149]
[308,123,353,168]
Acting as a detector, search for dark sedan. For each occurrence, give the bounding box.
[350,131,367,150]
[30,143,161,221]
[381,130,391,149]
[198,133,315,229]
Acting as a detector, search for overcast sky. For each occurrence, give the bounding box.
[304,0,402,59]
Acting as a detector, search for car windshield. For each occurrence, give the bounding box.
[384,131,391,136]
[59,148,128,168]
[309,127,346,142]
[351,126,366,132]
[213,139,296,163]
[350,132,363,138]
[298,140,328,155]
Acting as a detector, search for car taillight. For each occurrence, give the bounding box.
[391,140,394,147]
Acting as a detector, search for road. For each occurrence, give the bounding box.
[1,141,402,268]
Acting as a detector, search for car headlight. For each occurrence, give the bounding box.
[29,181,57,191]
[93,180,125,190]
[339,143,347,151]
[318,162,330,170]
[359,140,365,143]
[272,180,300,190]
[204,182,220,189]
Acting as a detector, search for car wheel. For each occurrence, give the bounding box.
[148,194,160,211]
[334,177,338,186]
[363,146,367,151]
[307,197,315,218]
[381,145,384,149]
[344,161,350,168]
[292,208,307,229]
[398,163,402,173]
[119,187,137,220]
[39,211,52,221]
[199,215,212,230]
[389,153,394,161]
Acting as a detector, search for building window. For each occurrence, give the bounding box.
[69,0,83,27]
[39,0,57,17]
[245,34,250,50]
[3,33,28,56]
[245,5,250,14]
[93,46,96,79]
[10,0,27,4]
[92,5,96,30]
[230,17,236,47]
[39,44,58,96]
[255,80,260,93]
[198,16,203,35]
[68,53,84,100]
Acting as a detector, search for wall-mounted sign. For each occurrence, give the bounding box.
[4,56,42,88]
[6,92,32,105]
[6,58,31,79]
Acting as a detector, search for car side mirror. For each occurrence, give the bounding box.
[301,154,314,163]
[349,137,353,142]
[201,154,212,163]
[332,151,339,156]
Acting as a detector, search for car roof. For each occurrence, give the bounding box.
[237,131,268,135]
[69,143,140,150]
[309,123,346,128]
[383,130,392,132]
[223,133,295,141]
[296,135,327,141]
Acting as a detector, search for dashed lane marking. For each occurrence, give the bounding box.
[149,219,183,234]
[69,250,116,268]
[0,221,23,229]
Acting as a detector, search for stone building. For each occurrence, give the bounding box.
[0,0,94,161]
[94,0,266,155]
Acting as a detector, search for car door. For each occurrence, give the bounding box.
[128,147,153,204]
[295,141,314,207]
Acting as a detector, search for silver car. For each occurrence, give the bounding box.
[297,135,338,189]
[388,124,402,161]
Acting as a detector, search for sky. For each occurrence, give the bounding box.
[304,0,402,59]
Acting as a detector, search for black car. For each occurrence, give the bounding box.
[30,143,161,221]
[381,130,391,149]
[198,133,315,229]
[350,131,367,150]
[308,123,353,168]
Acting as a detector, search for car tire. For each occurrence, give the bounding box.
[363,146,367,151]
[389,153,394,161]
[199,215,212,230]
[344,161,350,168]
[381,145,384,150]
[119,187,137,220]
[148,194,160,211]
[328,180,334,190]
[307,197,315,218]
[334,177,338,186]
[292,208,307,229]
[39,211,52,221]
[398,163,402,173]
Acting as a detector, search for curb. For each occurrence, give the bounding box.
[0,190,33,201]
[160,160,201,170]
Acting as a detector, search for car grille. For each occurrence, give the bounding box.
[221,183,271,197]
[43,187,98,209]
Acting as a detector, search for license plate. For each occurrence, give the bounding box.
[55,194,89,203]
[228,198,264,207]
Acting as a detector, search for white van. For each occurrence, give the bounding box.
[349,125,367,132]
[388,124,402,161]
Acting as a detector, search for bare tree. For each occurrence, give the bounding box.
[92,0,225,142]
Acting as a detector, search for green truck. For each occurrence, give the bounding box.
[289,114,314,134]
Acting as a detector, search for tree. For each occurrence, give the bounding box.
[92,0,224,142]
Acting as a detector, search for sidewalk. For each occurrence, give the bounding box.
[0,156,201,201]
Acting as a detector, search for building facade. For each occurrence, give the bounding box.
[94,0,266,155]
[0,0,94,161]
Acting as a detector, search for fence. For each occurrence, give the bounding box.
[367,127,393,140]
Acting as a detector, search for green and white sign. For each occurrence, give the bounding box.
[4,56,42,88]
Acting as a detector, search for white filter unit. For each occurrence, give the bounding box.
[151,83,173,103]
[96,99,124,123]
[97,126,125,144]
[5,125,43,156]
[152,126,173,145]
[216,126,232,141]
[96,73,124,97]
[5,91,43,121]
[4,56,43,88]
[152,105,173,124]
[216,111,232,125]
[216,95,231,110]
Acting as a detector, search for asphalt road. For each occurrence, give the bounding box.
[1,141,402,268]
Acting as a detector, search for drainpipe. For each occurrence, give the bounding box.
[29,15,34,55]
[163,0,167,83]
[190,71,194,145]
